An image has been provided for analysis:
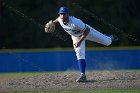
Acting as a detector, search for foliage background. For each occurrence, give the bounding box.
[1,0,140,49]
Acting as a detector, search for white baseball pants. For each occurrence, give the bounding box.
[72,27,112,60]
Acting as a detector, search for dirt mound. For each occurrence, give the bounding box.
[0,71,140,92]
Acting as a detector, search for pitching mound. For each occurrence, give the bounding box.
[0,71,140,92]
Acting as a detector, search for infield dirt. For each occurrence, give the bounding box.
[0,71,140,92]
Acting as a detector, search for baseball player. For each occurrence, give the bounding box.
[47,6,117,82]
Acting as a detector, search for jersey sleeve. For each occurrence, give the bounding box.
[72,17,87,31]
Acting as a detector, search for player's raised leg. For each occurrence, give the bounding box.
[86,26,112,46]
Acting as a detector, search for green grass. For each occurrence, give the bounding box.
[47,89,140,93]
[0,70,140,77]
[0,46,139,53]
[0,72,47,77]
[7,89,140,93]
[90,69,140,72]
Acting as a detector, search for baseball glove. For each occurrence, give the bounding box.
[45,20,55,33]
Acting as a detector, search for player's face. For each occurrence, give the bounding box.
[59,13,69,22]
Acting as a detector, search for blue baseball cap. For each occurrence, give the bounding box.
[58,6,69,14]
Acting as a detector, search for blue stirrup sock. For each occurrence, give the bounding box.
[78,59,86,75]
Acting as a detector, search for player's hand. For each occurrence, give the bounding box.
[74,41,82,48]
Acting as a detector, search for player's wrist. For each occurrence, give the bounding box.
[53,18,58,24]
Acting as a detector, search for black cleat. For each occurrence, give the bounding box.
[76,74,87,82]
